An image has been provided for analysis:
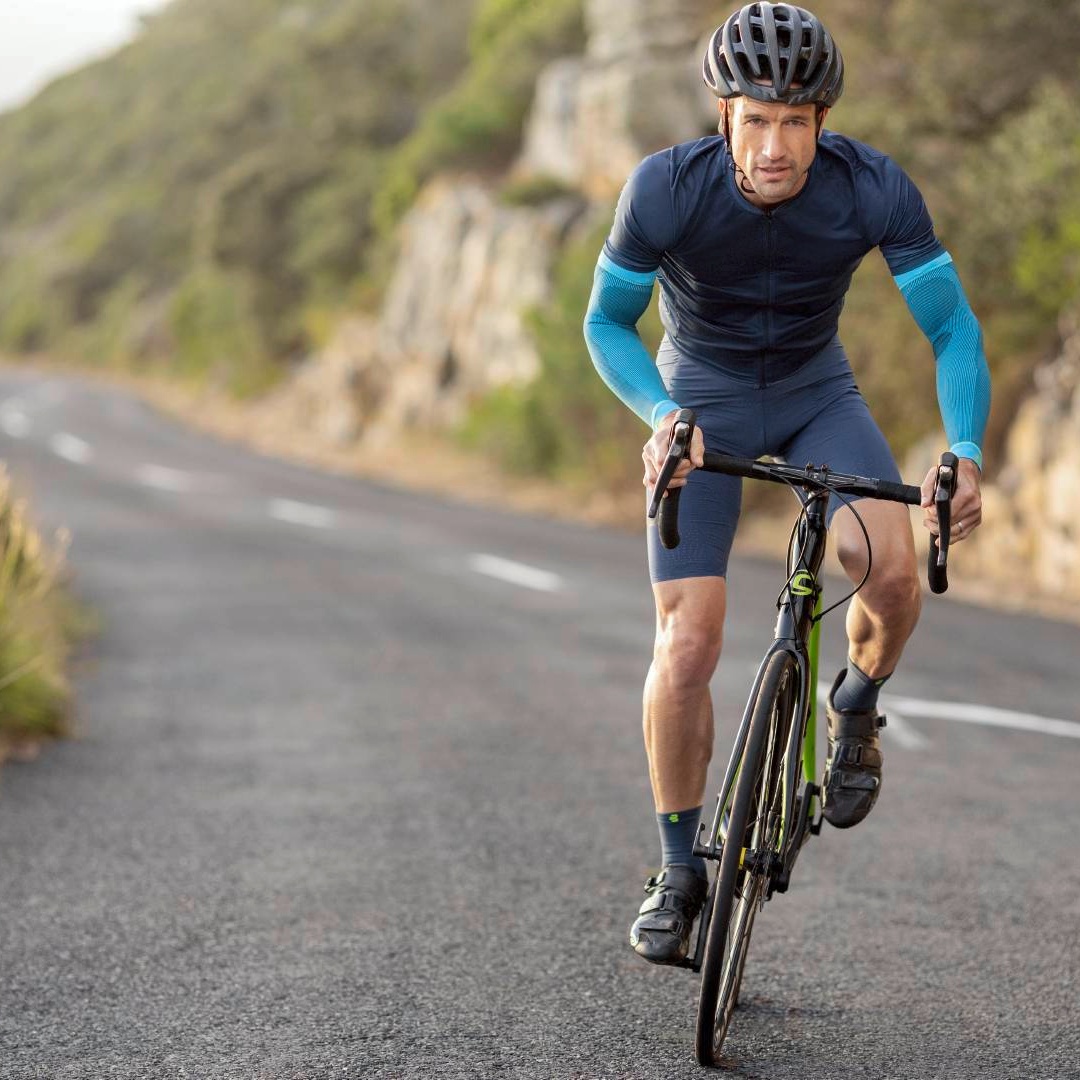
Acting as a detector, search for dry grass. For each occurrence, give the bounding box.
[0,465,77,757]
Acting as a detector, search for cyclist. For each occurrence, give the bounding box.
[583,2,990,965]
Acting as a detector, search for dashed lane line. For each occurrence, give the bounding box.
[136,464,196,492]
[469,553,563,593]
[0,411,30,438]
[268,498,337,529]
[886,696,1080,741]
[49,433,92,465]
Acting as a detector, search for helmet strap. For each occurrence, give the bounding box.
[732,161,757,196]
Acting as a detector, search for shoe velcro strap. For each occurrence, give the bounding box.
[639,867,707,912]
[651,865,706,894]
[831,742,882,768]
[826,767,880,793]
[634,910,690,935]
[828,710,886,739]
[638,888,695,918]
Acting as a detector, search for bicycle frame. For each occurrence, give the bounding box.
[693,487,831,881]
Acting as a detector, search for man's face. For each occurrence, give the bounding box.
[724,96,823,207]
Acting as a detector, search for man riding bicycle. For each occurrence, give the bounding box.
[582,2,991,966]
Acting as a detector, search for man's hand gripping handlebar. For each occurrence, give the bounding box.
[926,452,959,595]
[645,409,698,550]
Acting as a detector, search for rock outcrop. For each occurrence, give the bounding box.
[964,310,1080,598]
[518,0,718,194]
[319,0,720,438]
[366,180,586,433]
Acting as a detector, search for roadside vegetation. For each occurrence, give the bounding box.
[0,0,583,394]
[0,468,79,755]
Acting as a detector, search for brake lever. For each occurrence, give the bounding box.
[927,451,959,594]
[647,409,696,520]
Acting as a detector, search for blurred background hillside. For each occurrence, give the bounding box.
[1,0,1078,597]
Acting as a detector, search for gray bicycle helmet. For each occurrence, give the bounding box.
[703,3,844,108]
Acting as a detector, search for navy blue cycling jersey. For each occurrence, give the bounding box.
[603,130,944,383]
[584,129,991,466]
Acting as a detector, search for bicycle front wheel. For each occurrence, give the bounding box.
[694,649,799,1068]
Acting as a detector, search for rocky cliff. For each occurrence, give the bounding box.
[964,311,1080,599]
[281,0,717,446]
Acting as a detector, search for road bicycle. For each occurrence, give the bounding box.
[646,408,958,1068]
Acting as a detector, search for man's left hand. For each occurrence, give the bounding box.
[919,456,982,543]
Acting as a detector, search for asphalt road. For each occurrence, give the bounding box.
[0,370,1077,1080]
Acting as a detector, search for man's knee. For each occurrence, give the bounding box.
[652,577,726,689]
[864,558,922,621]
[835,505,917,598]
[654,624,723,688]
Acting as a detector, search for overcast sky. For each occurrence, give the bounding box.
[0,1,170,111]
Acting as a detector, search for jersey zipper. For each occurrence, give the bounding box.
[762,207,775,389]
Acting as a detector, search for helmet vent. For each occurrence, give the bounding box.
[702,2,844,108]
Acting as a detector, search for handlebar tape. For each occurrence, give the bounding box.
[874,479,922,505]
[658,487,682,550]
[701,452,762,479]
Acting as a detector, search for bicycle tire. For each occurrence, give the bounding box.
[694,649,799,1067]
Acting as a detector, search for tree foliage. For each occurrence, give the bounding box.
[0,0,478,383]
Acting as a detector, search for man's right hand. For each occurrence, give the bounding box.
[643,409,705,497]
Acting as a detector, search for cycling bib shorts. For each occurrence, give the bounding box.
[647,336,900,583]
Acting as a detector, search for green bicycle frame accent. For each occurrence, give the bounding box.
[803,594,822,787]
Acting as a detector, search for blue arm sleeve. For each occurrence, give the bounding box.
[583,252,680,430]
[894,252,991,469]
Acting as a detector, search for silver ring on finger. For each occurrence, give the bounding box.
[956,519,964,533]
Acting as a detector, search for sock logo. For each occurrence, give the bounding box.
[668,813,680,823]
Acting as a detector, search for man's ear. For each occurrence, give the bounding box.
[718,99,731,141]
[816,105,830,137]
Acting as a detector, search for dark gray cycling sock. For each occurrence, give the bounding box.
[657,806,707,879]
[832,657,890,713]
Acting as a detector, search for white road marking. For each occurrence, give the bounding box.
[49,433,92,464]
[136,464,195,492]
[877,705,931,750]
[469,553,563,593]
[816,687,930,750]
[0,411,30,438]
[268,498,336,529]
[887,696,1080,741]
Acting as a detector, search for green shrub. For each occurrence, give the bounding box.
[0,267,62,352]
[169,265,276,396]
[372,0,585,240]
[499,174,579,207]
[459,215,659,491]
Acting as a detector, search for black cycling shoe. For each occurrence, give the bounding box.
[822,670,886,829]
[629,864,708,965]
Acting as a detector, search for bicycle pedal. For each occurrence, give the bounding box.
[804,781,824,836]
